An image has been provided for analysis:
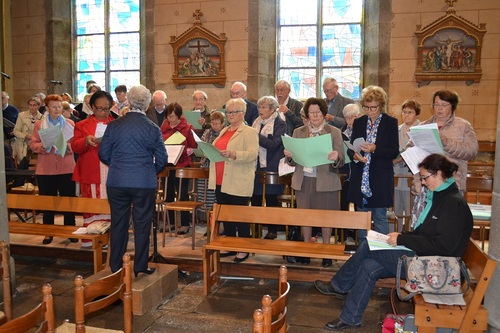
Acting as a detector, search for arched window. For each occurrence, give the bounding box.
[278,0,362,99]
[74,0,140,100]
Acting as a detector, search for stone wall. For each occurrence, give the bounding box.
[4,0,500,142]
[388,0,500,142]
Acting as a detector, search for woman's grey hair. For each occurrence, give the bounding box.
[257,96,279,111]
[342,103,361,118]
[127,85,152,111]
[225,98,247,113]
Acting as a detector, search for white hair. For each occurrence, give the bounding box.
[127,85,152,111]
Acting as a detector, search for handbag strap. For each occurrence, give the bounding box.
[422,258,450,290]
[396,256,419,301]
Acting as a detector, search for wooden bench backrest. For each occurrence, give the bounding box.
[0,241,12,323]
[0,283,54,333]
[459,239,497,332]
[253,266,290,333]
[74,253,132,333]
[6,193,110,215]
[212,204,371,230]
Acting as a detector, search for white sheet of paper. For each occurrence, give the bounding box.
[367,230,412,251]
[191,129,202,142]
[95,123,107,138]
[401,146,432,174]
[352,137,366,153]
[72,227,87,235]
[278,157,295,176]
[62,121,74,141]
[38,126,61,149]
[407,123,444,154]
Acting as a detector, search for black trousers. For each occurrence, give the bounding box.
[215,186,250,238]
[107,187,156,273]
[36,173,76,226]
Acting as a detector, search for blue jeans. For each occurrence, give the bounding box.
[331,241,414,325]
[356,205,388,241]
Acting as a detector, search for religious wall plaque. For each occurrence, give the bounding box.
[414,0,486,86]
[170,10,227,88]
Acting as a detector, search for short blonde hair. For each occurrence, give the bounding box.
[225,98,247,113]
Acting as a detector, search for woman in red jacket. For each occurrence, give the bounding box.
[161,102,197,234]
[72,91,115,247]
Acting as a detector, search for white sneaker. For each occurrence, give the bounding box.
[345,237,356,246]
[81,242,92,248]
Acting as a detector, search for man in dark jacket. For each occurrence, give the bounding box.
[274,80,303,136]
[99,84,168,276]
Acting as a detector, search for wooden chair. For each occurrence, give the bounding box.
[466,175,493,205]
[161,167,210,249]
[276,174,295,209]
[388,175,413,233]
[0,283,54,333]
[0,241,12,325]
[252,266,290,333]
[74,253,132,333]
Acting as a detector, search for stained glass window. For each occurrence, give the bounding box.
[75,0,141,101]
[278,0,362,99]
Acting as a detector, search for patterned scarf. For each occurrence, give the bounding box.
[361,114,382,198]
[41,113,67,156]
[252,111,279,168]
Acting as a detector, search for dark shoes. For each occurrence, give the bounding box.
[322,259,333,267]
[285,256,310,264]
[220,251,237,258]
[314,280,348,300]
[263,232,277,240]
[177,226,190,235]
[233,253,249,263]
[42,236,53,245]
[69,238,79,243]
[134,267,156,278]
[325,318,361,331]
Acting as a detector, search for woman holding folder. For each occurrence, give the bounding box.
[29,94,77,244]
[208,98,259,263]
[283,97,344,267]
[161,102,197,235]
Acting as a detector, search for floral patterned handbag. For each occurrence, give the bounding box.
[396,255,469,302]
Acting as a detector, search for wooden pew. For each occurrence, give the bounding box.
[202,204,372,295]
[411,239,496,333]
[6,193,111,274]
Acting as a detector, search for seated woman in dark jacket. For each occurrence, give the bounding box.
[314,153,473,331]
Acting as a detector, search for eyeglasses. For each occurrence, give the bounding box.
[28,103,39,107]
[362,105,380,112]
[308,111,323,116]
[94,107,110,112]
[402,110,415,115]
[323,87,338,94]
[420,172,436,181]
[432,103,451,108]
[226,110,244,116]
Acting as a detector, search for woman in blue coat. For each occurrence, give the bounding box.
[347,85,399,238]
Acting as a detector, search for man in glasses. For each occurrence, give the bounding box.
[322,77,354,129]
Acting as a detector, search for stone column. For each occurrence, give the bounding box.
[247,0,276,102]
[485,91,500,333]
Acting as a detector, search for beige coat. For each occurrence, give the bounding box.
[12,110,42,163]
[208,123,259,197]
